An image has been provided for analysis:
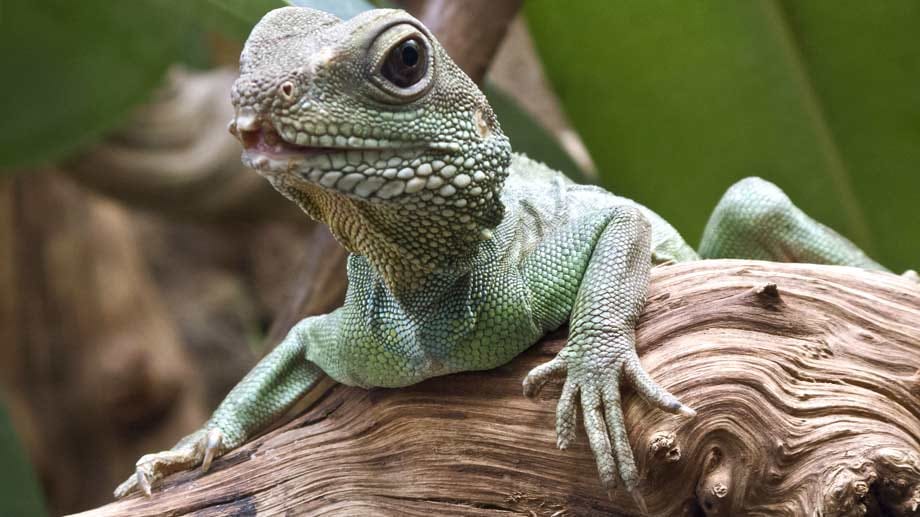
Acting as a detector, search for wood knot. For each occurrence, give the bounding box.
[871,448,920,515]
[711,482,729,499]
[696,447,736,516]
[819,448,920,515]
[649,431,681,463]
[754,282,780,298]
[750,282,785,310]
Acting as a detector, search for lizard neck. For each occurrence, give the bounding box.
[273,172,504,295]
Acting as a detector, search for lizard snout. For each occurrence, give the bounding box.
[228,106,264,149]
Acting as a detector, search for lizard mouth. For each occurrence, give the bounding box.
[228,111,471,202]
[229,118,448,200]
[235,125,352,161]
[230,121,429,172]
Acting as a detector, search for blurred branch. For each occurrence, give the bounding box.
[0,172,208,514]
[65,67,302,223]
[404,0,522,83]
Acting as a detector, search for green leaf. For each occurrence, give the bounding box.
[0,0,379,171]
[176,0,287,41]
[526,1,920,271]
[0,1,192,169]
[0,399,46,517]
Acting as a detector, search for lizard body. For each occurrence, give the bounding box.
[116,6,901,504]
[305,157,695,389]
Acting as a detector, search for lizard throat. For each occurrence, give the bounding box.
[273,176,502,294]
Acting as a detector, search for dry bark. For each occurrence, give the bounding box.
[75,260,920,516]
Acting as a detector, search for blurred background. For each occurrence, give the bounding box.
[1,1,917,514]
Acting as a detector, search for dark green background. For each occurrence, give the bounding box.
[526,0,920,271]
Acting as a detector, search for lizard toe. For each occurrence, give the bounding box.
[623,355,694,417]
[600,383,638,490]
[523,357,567,399]
[581,387,619,490]
[136,468,153,497]
[113,429,214,498]
[113,473,139,499]
[554,378,579,449]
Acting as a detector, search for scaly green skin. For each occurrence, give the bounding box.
[115,6,902,501]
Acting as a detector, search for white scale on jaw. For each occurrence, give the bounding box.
[233,109,485,203]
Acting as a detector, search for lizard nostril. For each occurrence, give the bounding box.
[279,81,295,100]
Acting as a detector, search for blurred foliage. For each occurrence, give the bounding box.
[0,0,375,170]
[168,0,286,41]
[0,401,46,517]
[290,0,379,19]
[526,1,920,271]
[0,1,193,169]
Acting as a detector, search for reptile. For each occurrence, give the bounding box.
[115,6,914,504]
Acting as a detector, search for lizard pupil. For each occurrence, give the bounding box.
[401,43,419,67]
[382,37,427,89]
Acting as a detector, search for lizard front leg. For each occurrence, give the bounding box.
[523,206,694,496]
[114,312,339,498]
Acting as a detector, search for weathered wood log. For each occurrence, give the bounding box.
[75,260,920,516]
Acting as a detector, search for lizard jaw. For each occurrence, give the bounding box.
[231,121,439,201]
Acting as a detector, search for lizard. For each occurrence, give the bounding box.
[115,6,914,504]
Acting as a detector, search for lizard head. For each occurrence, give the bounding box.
[230,7,512,252]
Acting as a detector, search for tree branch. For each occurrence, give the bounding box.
[402,0,522,84]
[75,260,920,516]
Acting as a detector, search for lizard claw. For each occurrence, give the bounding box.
[201,428,223,472]
[627,486,649,515]
[137,469,153,497]
[113,472,139,499]
[113,427,226,499]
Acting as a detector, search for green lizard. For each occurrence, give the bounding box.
[115,6,913,501]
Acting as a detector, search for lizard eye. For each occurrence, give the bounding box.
[382,38,427,88]
[368,23,433,102]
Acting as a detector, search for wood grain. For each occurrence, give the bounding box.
[75,260,920,516]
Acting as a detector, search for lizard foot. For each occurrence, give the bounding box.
[523,349,694,493]
[114,427,223,498]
